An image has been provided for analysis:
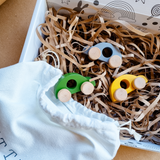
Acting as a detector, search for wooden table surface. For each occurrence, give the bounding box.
[0,0,160,159]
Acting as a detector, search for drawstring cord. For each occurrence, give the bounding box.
[118,120,142,141]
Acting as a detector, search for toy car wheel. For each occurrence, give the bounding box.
[133,77,146,90]
[81,82,94,95]
[88,47,101,61]
[114,88,127,102]
[108,55,122,68]
[57,89,71,102]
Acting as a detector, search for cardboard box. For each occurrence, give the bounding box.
[0,0,6,5]
[19,0,160,152]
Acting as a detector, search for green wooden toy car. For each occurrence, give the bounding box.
[54,73,96,102]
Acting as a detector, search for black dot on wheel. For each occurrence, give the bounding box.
[142,22,147,26]
[152,22,158,25]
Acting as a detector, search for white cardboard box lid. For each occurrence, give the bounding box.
[47,0,160,34]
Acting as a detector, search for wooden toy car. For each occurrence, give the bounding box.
[83,42,122,68]
[109,74,148,102]
[54,73,96,102]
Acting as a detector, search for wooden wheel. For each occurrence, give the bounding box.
[81,82,94,95]
[114,88,127,102]
[133,77,146,90]
[108,55,122,68]
[57,89,71,102]
[88,47,101,61]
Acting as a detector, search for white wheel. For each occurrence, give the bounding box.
[81,82,94,95]
[108,55,122,68]
[133,77,146,90]
[88,47,101,61]
[114,88,127,102]
[57,89,71,102]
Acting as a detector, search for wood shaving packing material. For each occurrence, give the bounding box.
[35,6,160,145]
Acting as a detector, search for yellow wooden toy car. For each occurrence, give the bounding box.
[109,74,148,102]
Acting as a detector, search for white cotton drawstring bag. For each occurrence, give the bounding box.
[0,61,140,160]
